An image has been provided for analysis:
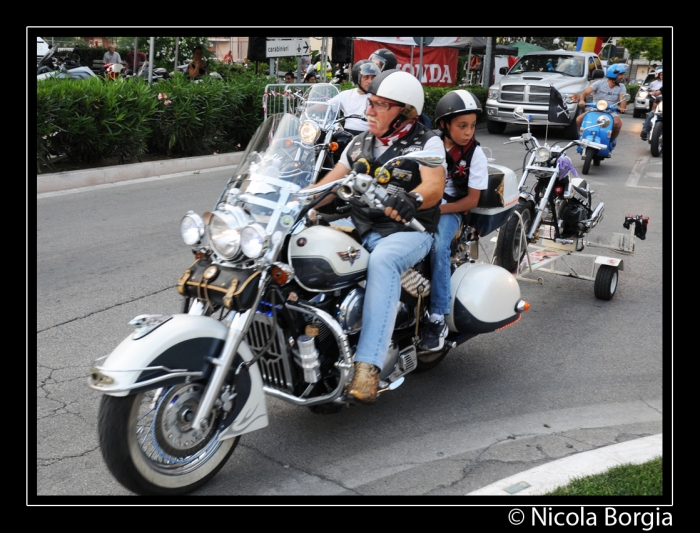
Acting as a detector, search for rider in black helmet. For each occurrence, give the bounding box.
[369,48,398,72]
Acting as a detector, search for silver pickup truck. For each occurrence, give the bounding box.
[485,50,605,139]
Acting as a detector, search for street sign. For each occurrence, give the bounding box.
[413,37,434,46]
[265,39,310,58]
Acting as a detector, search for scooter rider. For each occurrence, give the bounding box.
[641,68,663,141]
[309,69,447,404]
[420,90,488,352]
[576,64,628,142]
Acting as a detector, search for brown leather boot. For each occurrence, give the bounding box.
[347,362,380,404]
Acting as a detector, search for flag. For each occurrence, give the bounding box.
[548,86,571,125]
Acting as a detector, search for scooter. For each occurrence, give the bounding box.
[576,94,631,175]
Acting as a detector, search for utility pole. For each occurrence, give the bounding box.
[482,37,493,88]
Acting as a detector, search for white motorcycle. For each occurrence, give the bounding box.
[88,86,528,495]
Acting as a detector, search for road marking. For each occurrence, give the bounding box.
[626,155,661,188]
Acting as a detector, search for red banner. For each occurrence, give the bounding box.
[353,39,459,87]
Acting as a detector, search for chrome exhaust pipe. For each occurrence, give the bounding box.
[582,202,605,230]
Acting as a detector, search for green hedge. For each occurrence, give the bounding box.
[36,76,489,173]
[37,72,269,172]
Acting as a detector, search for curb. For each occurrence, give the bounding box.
[466,434,662,496]
[37,152,245,194]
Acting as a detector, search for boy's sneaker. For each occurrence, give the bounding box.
[419,319,448,352]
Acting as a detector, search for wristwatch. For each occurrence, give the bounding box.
[408,192,424,208]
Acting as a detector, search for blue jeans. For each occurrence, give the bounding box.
[354,230,433,371]
[642,112,654,133]
[429,213,461,316]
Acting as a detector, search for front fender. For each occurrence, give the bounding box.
[88,314,249,396]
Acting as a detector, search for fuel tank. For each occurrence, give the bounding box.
[288,225,368,292]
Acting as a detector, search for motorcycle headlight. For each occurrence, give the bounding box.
[596,100,608,111]
[535,146,551,162]
[207,208,249,260]
[241,223,268,259]
[180,211,205,246]
[300,120,320,144]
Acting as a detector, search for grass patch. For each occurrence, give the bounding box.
[544,456,662,496]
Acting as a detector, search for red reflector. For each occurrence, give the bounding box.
[329,142,339,152]
[271,265,289,285]
[554,185,564,195]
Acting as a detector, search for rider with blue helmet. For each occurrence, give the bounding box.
[576,63,628,141]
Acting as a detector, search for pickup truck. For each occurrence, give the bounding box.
[485,50,605,139]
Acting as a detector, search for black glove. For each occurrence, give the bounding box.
[384,190,419,222]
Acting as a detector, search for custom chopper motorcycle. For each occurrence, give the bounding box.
[494,107,606,273]
[88,84,528,495]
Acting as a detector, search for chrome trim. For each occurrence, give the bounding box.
[87,365,204,393]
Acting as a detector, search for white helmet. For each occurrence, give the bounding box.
[655,67,663,77]
[367,69,425,116]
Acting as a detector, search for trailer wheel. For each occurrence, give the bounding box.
[594,265,618,300]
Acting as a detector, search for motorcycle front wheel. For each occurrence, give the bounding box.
[98,383,239,495]
[582,148,598,175]
[650,122,662,157]
[494,199,534,272]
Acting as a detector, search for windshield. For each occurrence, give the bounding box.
[218,112,320,235]
[509,54,585,77]
[297,83,340,129]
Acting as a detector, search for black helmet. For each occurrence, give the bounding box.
[369,48,397,71]
[434,90,482,125]
[351,60,381,90]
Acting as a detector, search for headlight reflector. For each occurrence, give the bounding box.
[180,211,205,246]
[535,146,551,162]
[300,120,320,144]
[207,210,244,259]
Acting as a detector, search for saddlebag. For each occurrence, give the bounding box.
[177,257,261,312]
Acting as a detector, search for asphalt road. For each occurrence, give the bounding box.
[35,114,666,501]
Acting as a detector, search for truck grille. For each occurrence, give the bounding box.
[500,84,550,105]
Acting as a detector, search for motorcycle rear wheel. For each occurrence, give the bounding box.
[415,348,449,372]
[650,122,662,157]
[494,199,534,273]
[98,383,239,495]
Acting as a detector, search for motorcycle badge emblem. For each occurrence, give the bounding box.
[338,246,361,265]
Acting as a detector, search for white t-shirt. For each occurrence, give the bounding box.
[328,89,370,132]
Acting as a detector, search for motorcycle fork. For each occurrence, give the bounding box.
[190,271,270,432]
[527,170,559,242]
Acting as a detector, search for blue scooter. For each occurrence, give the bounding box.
[576,94,630,175]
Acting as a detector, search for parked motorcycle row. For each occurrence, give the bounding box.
[86,82,649,496]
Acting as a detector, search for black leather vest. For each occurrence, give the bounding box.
[346,123,441,237]
[439,131,480,202]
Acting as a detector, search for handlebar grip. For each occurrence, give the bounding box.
[509,136,521,141]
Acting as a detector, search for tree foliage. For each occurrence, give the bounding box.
[114,37,212,69]
[617,37,663,62]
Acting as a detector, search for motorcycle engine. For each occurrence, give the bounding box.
[561,202,588,237]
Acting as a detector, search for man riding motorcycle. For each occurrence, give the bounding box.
[309,69,447,403]
[576,64,628,142]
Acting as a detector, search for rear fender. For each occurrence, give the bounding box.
[447,263,522,334]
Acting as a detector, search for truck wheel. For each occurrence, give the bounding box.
[487,120,507,134]
[562,109,581,140]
